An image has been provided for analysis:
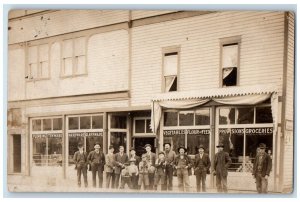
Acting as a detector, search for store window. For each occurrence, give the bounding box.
[237,107,254,124]
[68,114,104,165]
[221,43,239,87]
[28,44,50,80]
[163,52,178,92]
[109,115,128,153]
[179,111,194,126]
[219,108,235,125]
[134,118,153,135]
[31,117,63,167]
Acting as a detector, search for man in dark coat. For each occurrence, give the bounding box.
[114,145,129,189]
[252,143,272,193]
[87,142,105,188]
[194,145,211,192]
[143,144,156,190]
[213,143,232,193]
[174,146,192,192]
[163,143,176,191]
[73,142,88,188]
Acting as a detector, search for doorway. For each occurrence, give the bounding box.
[133,137,156,157]
[13,134,21,173]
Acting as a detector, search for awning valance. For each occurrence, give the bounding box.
[150,84,278,134]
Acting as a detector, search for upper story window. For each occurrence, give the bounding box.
[61,37,87,77]
[163,52,178,92]
[220,36,241,87]
[28,44,50,80]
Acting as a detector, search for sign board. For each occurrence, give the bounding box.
[219,127,273,135]
[68,132,103,137]
[163,129,210,136]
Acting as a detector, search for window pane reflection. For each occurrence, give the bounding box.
[256,107,273,123]
[164,112,178,126]
[219,108,235,125]
[111,115,127,129]
[179,112,194,126]
[195,109,210,125]
[69,117,79,130]
[135,120,145,133]
[80,116,91,129]
[237,108,254,124]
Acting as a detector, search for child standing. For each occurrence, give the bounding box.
[120,162,132,189]
[138,154,150,190]
[154,152,167,191]
[128,159,139,189]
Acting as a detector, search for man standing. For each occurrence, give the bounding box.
[143,144,156,190]
[88,142,105,188]
[252,143,272,193]
[174,146,192,192]
[213,143,231,193]
[73,142,88,188]
[114,145,128,189]
[105,145,116,189]
[163,143,176,191]
[129,147,140,189]
[194,145,211,192]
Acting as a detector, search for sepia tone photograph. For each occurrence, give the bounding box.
[6,9,295,194]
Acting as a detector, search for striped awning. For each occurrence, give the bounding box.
[151,84,277,101]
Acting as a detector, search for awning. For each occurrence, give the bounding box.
[152,84,277,101]
[151,84,278,134]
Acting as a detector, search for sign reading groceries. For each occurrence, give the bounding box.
[219,127,273,135]
[163,129,210,136]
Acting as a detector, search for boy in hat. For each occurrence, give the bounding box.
[163,143,176,191]
[213,143,232,193]
[154,152,167,191]
[143,144,156,190]
[105,145,116,188]
[73,142,88,188]
[252,143,272,193]
[194,145,211,192]
[138,154,150,190]
[87,142,105,188]
[114,145,129,189]
[128,159,139,189]
[174,146,192,192]
[120,162,132,189]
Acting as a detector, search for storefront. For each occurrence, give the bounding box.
[151,85,278,191]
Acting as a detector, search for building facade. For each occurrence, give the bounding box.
[7,10,294,192]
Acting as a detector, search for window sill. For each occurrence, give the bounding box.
[60,73,88,79]
[26,77,51,82]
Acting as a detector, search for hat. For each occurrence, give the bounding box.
[259,143,267,149]
[177,146,187,153]
[78,142,83,148]
[144,144,152,149]
[94,143,101,149]
[129,147,136,152]
[216,143,224,148]
[158,151,165,156]
[129,158,136,162]
[163,143,171,147]
[198,145,205,150]
[108,145,114,150]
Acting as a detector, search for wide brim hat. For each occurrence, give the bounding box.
[216,143,224,148]
[259,143,267,149]
[177,146,187,153]
[144,144,152,149]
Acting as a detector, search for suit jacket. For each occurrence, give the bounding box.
[129,154,141,166]
[252,152,272,177]
[214,150,231,177]
[105,153,116,173]
[73,151,88,166]
[194,153,211,175]
[114,152,129,174]
[88,150,105,171]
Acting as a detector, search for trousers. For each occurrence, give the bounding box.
[76,164,88,187]
[216,172,227,193]
[91,164,103,188]
[255,173,268,193]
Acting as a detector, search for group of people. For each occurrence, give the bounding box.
[73,141,272,193]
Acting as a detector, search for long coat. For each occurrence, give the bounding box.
[194,153,211,175]
[214,150,231,177]
[114,153,128,174]
[105,153,116,173]
[87,150,106,171]
[73,151,88,167]
[252,152,272,177]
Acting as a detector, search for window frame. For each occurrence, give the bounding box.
[219,36,241,87]
[60,36,88,78]
[133,117,155,137]
[162,46,181,92]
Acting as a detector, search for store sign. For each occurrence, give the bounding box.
[32,133,62,138]
[163,129,210,136]
[68,132,103,137]
[219,127,273,135]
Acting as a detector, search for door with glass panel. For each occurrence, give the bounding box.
[215,105,274,191]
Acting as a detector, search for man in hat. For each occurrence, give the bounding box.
[73,142,88,188]
[129,147,140,189]
[163,143,176,191]
[174,146,192,192]
[88,142,105,188]
[114,145,128,189]
[194,145,211,192]
[252,143,272,193]
[143,144,156,190]
[105,145,116,188]
[213,143,232,193]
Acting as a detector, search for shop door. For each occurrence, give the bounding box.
[133,137,156,157]
[13,134,21,173]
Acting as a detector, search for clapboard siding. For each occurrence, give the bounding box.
[131,10,177,20]
[8,47,26,101]
[131,11,284,106]
[25,30,129,99]
[8,10,129,44]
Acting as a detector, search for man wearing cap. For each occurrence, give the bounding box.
[114,145,129,189]
[73,142,88,188]
[194,145,211,192]
[174,146,192,192]
[105,145,116,189]
[129,147,140,189]
[143,144,156,190]
[213,143,232,193]
[163,143,176,191]
[252,143,272,193]
[154,151,167,191]
[88,142,105,188]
